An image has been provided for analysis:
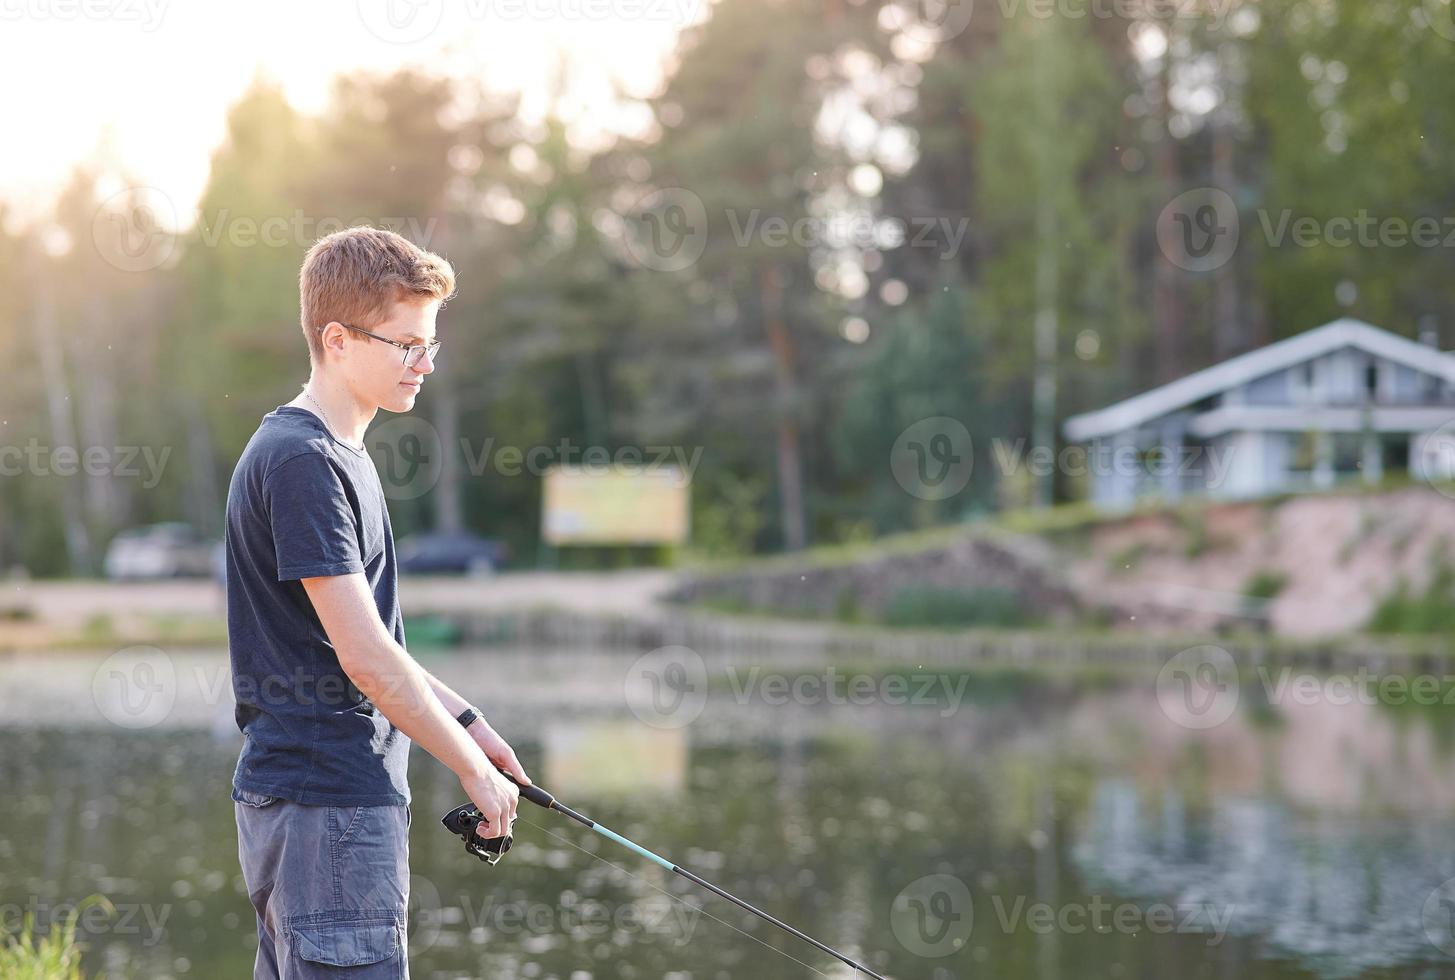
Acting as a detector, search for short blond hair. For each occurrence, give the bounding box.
[299,226,456,362]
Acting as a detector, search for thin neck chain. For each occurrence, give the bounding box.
[301,387,354,448]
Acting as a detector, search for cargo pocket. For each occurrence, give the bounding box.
[289,911,402,969]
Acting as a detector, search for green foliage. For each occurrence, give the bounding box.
[688,472,768,560]
[882,586,1029,629]
[1368,560,1455,635]
[1244,569,1289,602]
[6,0,1455,578]
[1179,509,1210,558]
[1109,542,1149,575]
[831,278,1000,533]
[0,895,111,979]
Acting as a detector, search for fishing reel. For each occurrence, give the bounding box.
[441,802,514,866]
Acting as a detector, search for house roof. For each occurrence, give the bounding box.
[1063,318,1455,442]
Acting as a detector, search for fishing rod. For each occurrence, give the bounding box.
[442,773,890,980]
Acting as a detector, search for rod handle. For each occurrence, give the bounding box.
[499,770,555,810]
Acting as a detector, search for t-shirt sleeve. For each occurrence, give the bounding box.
[265,453,365,581]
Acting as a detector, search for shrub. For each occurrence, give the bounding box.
[0,895,110,979]
[1244,569,1288,602]
[1368,560,1455,634]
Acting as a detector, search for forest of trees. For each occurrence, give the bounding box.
[2,0,1454,574]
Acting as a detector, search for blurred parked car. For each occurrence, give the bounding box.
[397,532,507,576]
[103,523,217,580]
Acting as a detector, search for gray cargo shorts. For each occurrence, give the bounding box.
[234,786,412,979]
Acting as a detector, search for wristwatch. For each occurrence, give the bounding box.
[456,706,483,729]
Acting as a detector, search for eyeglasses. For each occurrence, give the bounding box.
[341,323,442,368]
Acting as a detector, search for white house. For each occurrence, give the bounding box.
[1062,318,1455,509]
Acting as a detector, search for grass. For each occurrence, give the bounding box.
[0,895,111,979]
[1368,559,1455,635]
[0,612,230,653]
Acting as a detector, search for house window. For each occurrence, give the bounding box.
[1365,362,1379,399]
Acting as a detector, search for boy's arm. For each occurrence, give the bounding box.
[420,669,471,717]
[301,572,520,836]
[420,667,531,785]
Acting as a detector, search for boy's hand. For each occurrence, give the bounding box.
[459,767,519,839]
[466,717,531,787]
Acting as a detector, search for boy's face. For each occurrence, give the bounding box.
[328,296,440,413]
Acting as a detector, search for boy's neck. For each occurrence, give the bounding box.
[288,376,374,450]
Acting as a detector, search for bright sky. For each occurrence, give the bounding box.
[0,0,700,229]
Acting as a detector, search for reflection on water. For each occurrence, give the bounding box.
[1069,690,1455,980]
[1,649,1455,979]
[1077,783,1452,979]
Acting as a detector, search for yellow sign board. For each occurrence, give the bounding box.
[541,465,690,545]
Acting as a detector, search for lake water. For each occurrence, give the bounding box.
[2,647,1455,979]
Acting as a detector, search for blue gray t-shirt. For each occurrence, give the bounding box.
[225,405,410,806]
